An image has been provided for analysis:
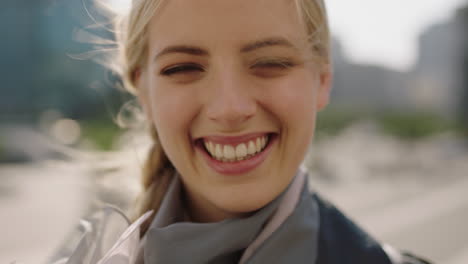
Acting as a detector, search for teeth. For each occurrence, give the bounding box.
[207,141,214,154]
[235,143,247,161]
[248,141,256,155]
[215,144,223,159]
[256,138,261,151]
[223,145,235,160]
[204,135,270,162]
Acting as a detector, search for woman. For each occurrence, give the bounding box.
[56,0,432,263]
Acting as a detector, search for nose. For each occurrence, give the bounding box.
[205,69,256,129]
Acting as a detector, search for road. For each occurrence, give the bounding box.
[1,161,467,264]
[0,162,92,264]
[310,174,468,264]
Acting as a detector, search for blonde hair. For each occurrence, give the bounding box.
[113,0,331,236]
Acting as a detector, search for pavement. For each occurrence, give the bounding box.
[305,122,468,263]
[0,162,93,264]
[309,175,468,264]
[1,123,467,264]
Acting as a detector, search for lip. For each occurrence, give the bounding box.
[195,133,277,175]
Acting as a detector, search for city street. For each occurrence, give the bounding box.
[1,127,468,264]
[310,175,468,264]
[0,162,92,264]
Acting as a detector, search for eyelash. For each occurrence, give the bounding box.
[252,60,295,69]
[160,60,295,76]
[160,63,204,76]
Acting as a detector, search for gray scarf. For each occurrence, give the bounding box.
[143,171,319,264]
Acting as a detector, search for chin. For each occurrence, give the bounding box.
[211,183,285,215]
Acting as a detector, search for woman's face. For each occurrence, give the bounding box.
[137,0,331,222]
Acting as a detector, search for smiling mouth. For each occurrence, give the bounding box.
[197,134,273,163]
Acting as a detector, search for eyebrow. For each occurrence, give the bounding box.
[154,46,208,61]
[240,37,296,53]
[154,37,297,62]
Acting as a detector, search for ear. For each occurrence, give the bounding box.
[316,66,332,111]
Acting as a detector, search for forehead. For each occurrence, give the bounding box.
[148,0,309,52]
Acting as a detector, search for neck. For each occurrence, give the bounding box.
[181,185,252,223]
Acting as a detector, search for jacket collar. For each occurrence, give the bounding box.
[95,167,308,264]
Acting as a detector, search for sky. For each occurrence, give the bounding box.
[326,0,468,71]
[108,0,468,71]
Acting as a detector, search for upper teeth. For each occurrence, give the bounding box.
[204,135,269,162]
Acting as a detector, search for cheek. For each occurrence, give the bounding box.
[147,87,200,171]
[264,74,319,165]
[147,83,197,145]
[265,75,318,127]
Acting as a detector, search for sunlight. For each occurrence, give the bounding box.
[104,0,467,71]
[105,0,131,15]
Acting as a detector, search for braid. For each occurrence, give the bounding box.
[132,125,174,236]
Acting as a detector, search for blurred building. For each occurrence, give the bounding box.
[331,39,410,111]
[331,4,468,122]
[409,10,464,118]
[0,0,114,123]
[2,1,466,125]
[456,6,468,128]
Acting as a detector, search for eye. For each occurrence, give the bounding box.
[251,58,296,78]
[253,60,295,69]
[160,63,204,76]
